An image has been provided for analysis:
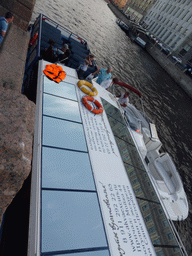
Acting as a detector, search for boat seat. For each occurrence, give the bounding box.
[69,53,85,64]
[41,34,63,47]
[149,153,180,195]
[41,21,63,47]
[42,21,59,33]
[67,58,79,69]
[69,39,88,50]
[142,125,162,152]
[70,46,90,57]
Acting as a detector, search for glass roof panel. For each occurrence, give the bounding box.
[42,147,95,190]
[43,76,77,101]
[50,250,110,256]
[43,93,81,122]
[42,116,87,152]
[41,191,107,253]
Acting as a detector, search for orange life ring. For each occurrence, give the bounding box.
[82,96,103,114]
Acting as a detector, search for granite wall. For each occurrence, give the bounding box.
[0,0,36,232]
[0,0,35,31]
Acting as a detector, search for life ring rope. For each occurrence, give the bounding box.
[77,80,98,96]
[82,96,103,114]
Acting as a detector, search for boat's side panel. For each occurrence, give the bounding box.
[28,61,44,256]
[76,85,156,255]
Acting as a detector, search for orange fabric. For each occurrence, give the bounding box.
[43,64,66,83]
[29,32,38,46]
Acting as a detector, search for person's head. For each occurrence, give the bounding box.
[61,44,69,51]
[5,12,14,23]
[124,92,129,98]
[112,77,119,84]
[106,67,112,74]
[88,54,94,60]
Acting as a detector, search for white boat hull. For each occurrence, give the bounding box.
[124,103,189,221]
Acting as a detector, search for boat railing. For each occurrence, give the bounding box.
[26,14,88,69]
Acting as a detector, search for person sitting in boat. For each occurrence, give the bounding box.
[100,77,119,91]
[42,39,57,62]
[77,54,95,80]
[117,92,129,107]
[96,67,112,85]
[57,44,71,65]
[85,67,100,83]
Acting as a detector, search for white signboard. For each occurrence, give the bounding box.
[76,86,156,256]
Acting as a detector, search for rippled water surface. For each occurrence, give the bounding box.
[32,0,192,254]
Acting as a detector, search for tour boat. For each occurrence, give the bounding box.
[24,14,188,256]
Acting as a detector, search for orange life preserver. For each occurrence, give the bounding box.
[78,37,85,44]
[82,96,103,114]
[43,64,66,83]
[29,32,38,46]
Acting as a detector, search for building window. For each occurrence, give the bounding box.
[179,44,191,56]
[186,15,192,22]
[132,179,138,185]
[178,26,183,33]
[161,28,168,37]
[177,8,185,18]
[187,57,192,64]
[148,226,156,233]
[171,42,177,49]
[181,10,190,20]
[166,4,172,13]
[157,252,164,256]
[174,23,178,29]
[129,170,135,176]
[165,19,170,25]
[153,239,161,245]
[168,233,174,240]
[145,215,152,222]
[173,7,180,16]
[169,6,175,14]
[173,247,179,252]
[135,187,142,194]
[142,204,149,211]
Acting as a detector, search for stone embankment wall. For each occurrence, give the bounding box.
[146,44,192,98]
[108,2,192,99]
[0,0,36,229]
[108,2,133,28]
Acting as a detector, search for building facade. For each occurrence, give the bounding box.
[114,0,128,9]
[142,0,192,64]
[123,0,157,22]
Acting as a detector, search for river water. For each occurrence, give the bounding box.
[32,0,192,254]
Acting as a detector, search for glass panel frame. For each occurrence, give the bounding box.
[41,190,108,253]
[43,76,77,101]
[42,116,88,152]
[43,93,81,123]
[41,147,96,191]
